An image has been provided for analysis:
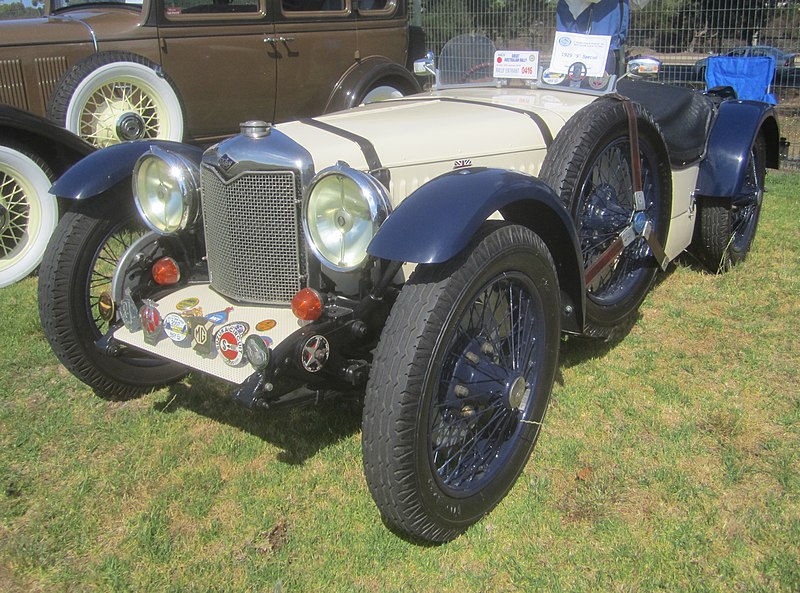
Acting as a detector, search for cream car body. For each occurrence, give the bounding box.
[41,37,780,542]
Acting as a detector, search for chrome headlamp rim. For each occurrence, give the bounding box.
[133,146,200,236]
[303,162,391,272]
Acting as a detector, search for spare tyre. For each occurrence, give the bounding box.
[539,98,672,340]
[48,51,185,148]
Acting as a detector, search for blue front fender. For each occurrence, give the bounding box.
[50,140,204,200]
[697,100,779,198]
[368,167,585,333]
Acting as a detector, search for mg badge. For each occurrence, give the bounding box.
[215,322,249,366]
[140,300,163,345]
[188,316,215,357]
[219,153,236,172]
[163,313,189,343]
[119,289,141,332]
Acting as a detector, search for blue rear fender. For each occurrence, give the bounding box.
[368,167,585,333]
[697,100,780,198]
[50,140,204,201]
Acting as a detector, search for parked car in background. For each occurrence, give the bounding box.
[0,0,422,148]
[38,34,779,541]
[695,45,797,77]
[0,105,93,287]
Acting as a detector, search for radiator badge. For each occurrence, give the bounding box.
[206,306,234,326]
[140,300,163,345]
[219,153,236,172]
[163,313,190,343]
[256,319,277,332]
[453,159,472,170]
[119,289,141,332]
[176,297,200,311]
[216,322,250,366]
[189,316,215,357]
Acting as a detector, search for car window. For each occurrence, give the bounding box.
[50,0,142,9]
[164,0,259,16]
[282,0,346,11]
[357,0,395,12]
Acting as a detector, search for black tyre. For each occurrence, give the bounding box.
[362,224,561,543]
[539,99,672,339]
[48,51,185,148]
[38,197,186,399]
[693,133,766,273]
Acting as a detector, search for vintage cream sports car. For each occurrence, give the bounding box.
[38,35,780,542]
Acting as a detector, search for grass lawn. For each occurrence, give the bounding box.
[1,171,798,592]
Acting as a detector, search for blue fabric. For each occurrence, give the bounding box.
[705,56,777,104]
[556,0,629,49]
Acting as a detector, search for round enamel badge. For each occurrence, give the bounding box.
[176,297,200,311]
[163,313,190,343]
[214,322,249,366]
[256,319,277,332]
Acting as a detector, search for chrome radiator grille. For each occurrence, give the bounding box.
[201,166,305,304]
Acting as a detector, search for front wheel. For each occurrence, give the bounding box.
[0,144,58,287]
[362,224,561,542]
[38,197,186,399]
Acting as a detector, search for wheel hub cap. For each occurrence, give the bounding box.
[116,112,146,141]
[506,375,529,411]
[0,201,9,235]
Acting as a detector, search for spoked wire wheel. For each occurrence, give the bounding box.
[576,136,662,306]
[538,99,671,338]
[76,79,164,148]
[363,224,561,542]
[39,198,186,399]
[49,52,185,148]
[430,272,547,496]
[0,145,58,288]
[693,133,766,273]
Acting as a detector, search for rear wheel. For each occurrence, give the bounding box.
[362,224,561,542]
[693,133,766,273]
[539,99,672,339]
[0,144,58,287]
[38,197,186,399]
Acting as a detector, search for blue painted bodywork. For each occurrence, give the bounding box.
[368,167,585,332]
[50,140,204,200]
[696,100,779,197]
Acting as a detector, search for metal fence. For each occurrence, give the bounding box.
[413,0,800,168]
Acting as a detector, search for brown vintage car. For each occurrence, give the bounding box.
[0,0,422,147]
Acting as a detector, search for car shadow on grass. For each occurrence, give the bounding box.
[152,374,364,465]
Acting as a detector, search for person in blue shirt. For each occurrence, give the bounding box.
[556,0,630,75]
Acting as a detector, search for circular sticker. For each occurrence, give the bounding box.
[541,69,566,85]
[256,319,277,332]
[176,297,200,311]
[163,313,190,343]
[214,322,250,366]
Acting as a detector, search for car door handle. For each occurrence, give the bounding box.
[264,37,295,44]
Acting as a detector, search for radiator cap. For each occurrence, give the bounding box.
[240,120,272,139]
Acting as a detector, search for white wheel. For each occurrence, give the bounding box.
[51,52,184,148]
[360,84,405,105]
[0,145,58,288]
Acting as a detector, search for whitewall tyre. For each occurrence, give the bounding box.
[0,145,58,288]
[49,52,184,148]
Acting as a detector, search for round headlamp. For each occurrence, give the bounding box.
[133,147,200,235]
[304,163,390,271]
